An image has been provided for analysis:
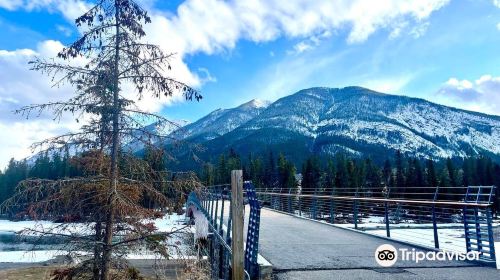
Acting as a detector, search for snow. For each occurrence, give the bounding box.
[192,209,208,240]
[0,213,192,263]
[0,213,187,236]
[496,242,500,269]
[0,250,65,263]
[152,213,189,232]
[177,86,500,159]
[333,216,500,254]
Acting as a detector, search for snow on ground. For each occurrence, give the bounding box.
[0,213,193,263]
[305,214,499,255]
[0,212,189,235]
[369,228,466,253]
[0,250,62,263]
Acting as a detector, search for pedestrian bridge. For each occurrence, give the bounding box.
[187,179,499,279]
[258,207,498,279]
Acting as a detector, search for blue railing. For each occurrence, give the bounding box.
[256,185,497,263]
[187,181,262,279]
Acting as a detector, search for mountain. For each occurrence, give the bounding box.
[170,99,270,142]
[169,86,500,166]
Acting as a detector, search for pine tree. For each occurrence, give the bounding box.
[249,156,264,188]
[201,163,215,186]
[364,158,382,197]
[217,154,227,184]
[426,159,438,189]
[264,151,276,189]
[2,1,201,279]
[439,166,452,198]
[227,148,242,172]
[395,150,405,198]
[382,159,392,197]
[462,158,472,188]
[335,154,349,196]
[323,158,337,195]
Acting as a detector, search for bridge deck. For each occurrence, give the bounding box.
[258,208,499,279]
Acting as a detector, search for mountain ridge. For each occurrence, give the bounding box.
[167,86,500,166]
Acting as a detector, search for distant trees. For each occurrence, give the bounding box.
[0,159,28,205]
[198,149,500,211]
[277,153,296,192]
[4,150,500,208]
[301,157,321,195]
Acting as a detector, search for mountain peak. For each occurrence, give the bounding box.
[166,86,500,166]
[238,99,270,109]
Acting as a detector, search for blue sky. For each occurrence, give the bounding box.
[0,0,499,167]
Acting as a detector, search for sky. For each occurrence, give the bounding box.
[0,0,499,168]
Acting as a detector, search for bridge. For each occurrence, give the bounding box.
[186,171,499,279]
[258,208,498,279]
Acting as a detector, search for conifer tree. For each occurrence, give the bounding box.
[395,150,405,197]
[1,1,201,279]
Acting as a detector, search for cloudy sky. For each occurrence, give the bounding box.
[0,0,499,168]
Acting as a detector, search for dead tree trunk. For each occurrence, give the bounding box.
[101,2,121,279]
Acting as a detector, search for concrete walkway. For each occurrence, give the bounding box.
[258,208,499,279]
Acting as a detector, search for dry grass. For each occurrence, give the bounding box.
[175,260,210,280]
[0,266,54,280]
[0,262,210,280]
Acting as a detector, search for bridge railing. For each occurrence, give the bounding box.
[256,185,497,263]
[187,180,261,280]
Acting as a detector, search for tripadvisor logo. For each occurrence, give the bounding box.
[375,244,398,267]
[375,244,481,267]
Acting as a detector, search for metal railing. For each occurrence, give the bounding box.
[256,185,497,263]
[187,181,261,280]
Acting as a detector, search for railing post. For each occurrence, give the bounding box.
[231,170,244,280]
[486,207,496,261]
[210,190,214,221]
[298,191,302,216]
[432,186,439,249]
[329,198,335,224]
[214,187,219,231]
[288,189,292,213]
[312,196,317,220]
[353,200,358,229]
[432,206,439,249]
[385,202,390,237]
[218,192,225,278]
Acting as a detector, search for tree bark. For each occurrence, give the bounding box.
[92,220,101,280]
[101,2,121,279]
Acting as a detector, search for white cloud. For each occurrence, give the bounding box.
[0,0,22,10]
[142,0,449,93]
[197,68,217,84]
[494,0,500,8]
[437,75,500,115]
[1,0,451,90]
[56,24,72,36]
[152,0,449,53]
[291,41,314,54]
[0,40,83,168]
[0,41,72,121]
[245,48,352,103]
[0,120,78,168]
[0,0,90,20]
[360,75,415,94]
[497,22,500,31]
[409,22,430,38]
[288,32,330,55]
[0,0,451,167]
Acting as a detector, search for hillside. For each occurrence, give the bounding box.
[168,86,500,166]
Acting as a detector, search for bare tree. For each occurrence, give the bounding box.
[2,0,202,279]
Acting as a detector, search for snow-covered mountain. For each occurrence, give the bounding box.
[171,87,500,164]
[171,99,270,142]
